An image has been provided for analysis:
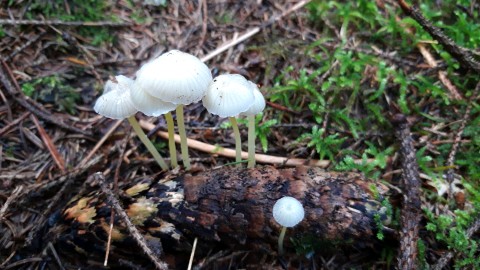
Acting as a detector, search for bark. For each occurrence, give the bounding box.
[54,166,397,263]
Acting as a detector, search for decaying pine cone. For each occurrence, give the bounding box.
[51,166,397,268]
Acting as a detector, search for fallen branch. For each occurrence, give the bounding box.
[391,114,422,269]
[397,0,480,72]
[139,120,377,168]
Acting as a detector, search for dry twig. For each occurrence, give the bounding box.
[397,0,480,72]
[391,114,422,270]
[139,120,376,167]
[94,173,169,270]
[445,81,480,187]
[0,19,131,27]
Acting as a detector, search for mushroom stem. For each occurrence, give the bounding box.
[165,112,178,168]
[278,226,287,255]
[127,116,169,170]
[247,115,256,168]
[176,105,191,170]
[229,117,242,164]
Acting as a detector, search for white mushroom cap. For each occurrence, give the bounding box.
[202,74,255,118]
[273,196,305,228]
[93,75,137,119]
[134,50,212,105]
[240,82,266,116]
[130,84,176,117]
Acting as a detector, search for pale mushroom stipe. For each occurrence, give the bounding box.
[202,74,255,164]
[240,82,266,168]
[134,50,212,170]
[94,75,169,170]
[272,196,305,255]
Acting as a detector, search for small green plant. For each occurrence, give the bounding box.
[23,0,116,46]
[21,76,80,114]
[424,181,480,269]
[336,143,394,178]
[297,126,345,161]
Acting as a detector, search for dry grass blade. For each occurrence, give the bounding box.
[0,186,23,221]
[30,114,66,173]
[77,119,123,168]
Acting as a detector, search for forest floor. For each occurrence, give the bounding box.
[0,0,479,269]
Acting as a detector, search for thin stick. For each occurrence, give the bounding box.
[127,116,168,170]
[247,115,256,168]
[200,0,311,63]
[176,105,191,170]
[0,19,131,27]
[104,132,130,266]
[229,117,242,164]
[78,119,123,168]
[445,82,480,190]
[95,173,168,270]
[31,114,66,173]
[165,112,178,168]
[187,237,198,270]
[139,120,376,168]
[397,0,480,72]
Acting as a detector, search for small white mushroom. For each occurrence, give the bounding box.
[93,75,137,120]
[93,75,168,170]
[272,196,305,255]
[130,84,176,117]
[134,50,213,170]
[240,82,266,168]
[202,74,255,164]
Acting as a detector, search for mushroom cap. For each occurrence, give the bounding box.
[135,50,212,105]
[202,74,255,118]
[130,84,176,117]
[240,82,266,116]
[272,196,305,228]
[93,75,137,119]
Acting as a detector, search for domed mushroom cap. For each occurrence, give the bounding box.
[240,82,266,116]
[202,74,255,118]
[130,84,176,117]
[135,50,212,105]
[94,75,137,119]
[273,196,305,228]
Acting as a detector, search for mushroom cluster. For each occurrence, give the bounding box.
[93,49,265,170]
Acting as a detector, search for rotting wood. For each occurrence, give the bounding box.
[52,166,398,267]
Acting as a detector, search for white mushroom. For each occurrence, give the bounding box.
[202,74,255,164]
[272,196,305,255]
[240,82,266,168]
[93,75,168,170]
[93,75,137,120]
[134,50,213,170]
